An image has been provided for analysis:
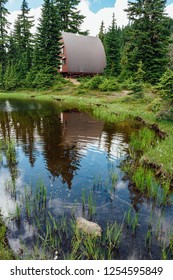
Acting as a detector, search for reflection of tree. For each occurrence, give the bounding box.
[0,99,82,188]
[128,183,144,212]
[102,121,142,159]
[0,99,141,190]
[41,116,81,188]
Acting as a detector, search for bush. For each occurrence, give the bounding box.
[99,78,121,92]
[129,81,144,98]
[24,69,38,88]
[158,69,173,99]
[3,63,18,90]
[75,88,87,95]
[32,69,55,89]
[79,75,104,90]
[147,98,162,113]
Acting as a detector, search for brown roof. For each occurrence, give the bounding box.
[61,32,106,74]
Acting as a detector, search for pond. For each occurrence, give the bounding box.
[0,98,173,260]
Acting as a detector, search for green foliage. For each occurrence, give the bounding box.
[0,0,9,69]
[98,20,106,44]
[54,0,87,34]
[34,0,62,73]
[79,76,121,92]
[3,63,18,90]
[80,75,103,90]
[99,78,121,92]
[125,0,171,84]
[0,215,15,260]
[130,127,155,153]
[104,13,121,76]
[0,63,4,88]
[147,98,162,113]
[12,1,34,80]
[158,68,173,99]
[32,69,56,89]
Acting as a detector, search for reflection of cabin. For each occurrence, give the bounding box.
[60,32,106,76]
[61,112,104,145]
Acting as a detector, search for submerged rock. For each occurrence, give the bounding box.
[76,217,102,237]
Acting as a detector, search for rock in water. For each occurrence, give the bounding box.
[76,217,102,237]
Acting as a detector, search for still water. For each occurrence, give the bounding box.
[0,98,173,259]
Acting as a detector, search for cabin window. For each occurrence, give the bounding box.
[62,58,66,65]
[61,46,64,54]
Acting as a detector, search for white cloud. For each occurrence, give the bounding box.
[78,0,128,35]
[166,3,173,17]
[7,6,41,34]
[7,0,173,37]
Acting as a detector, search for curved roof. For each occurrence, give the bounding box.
[62,32,106,74]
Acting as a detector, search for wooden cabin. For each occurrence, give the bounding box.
[60,32,106,76]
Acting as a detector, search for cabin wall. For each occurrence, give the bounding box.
[60,32,106,75]
[60,39,68,73]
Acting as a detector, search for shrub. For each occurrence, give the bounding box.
[3,63,18,90]
[147,98,162,113]
[24,68,38,88]
[99,78,121,92]
[158,69,173,99]
[79,75,104,90]
[129,81,144,98]
[88,75,104,89]
[32,69,55,89]
[75,88,87,95]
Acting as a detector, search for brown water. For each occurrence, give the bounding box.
[0,98,173,260]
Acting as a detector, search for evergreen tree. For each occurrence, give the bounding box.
[13,0,34,66]
[54,0,87,34]
[7,33,18,63]
[125,0,171,83]
[34,0,62,74]
[4,62,18,90]
[0,0,9,71]
[98,20,106,44]
[104,14,121,76]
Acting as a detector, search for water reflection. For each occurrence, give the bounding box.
[0,99,130,189]
[1,98,172,259]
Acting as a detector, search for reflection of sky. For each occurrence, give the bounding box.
[0,168,21,217]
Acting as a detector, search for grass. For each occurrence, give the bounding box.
[0,212,15,260]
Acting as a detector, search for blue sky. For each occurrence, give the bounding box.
[6,1,173,13]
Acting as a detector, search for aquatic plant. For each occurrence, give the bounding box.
[132,167,146,192]
[105,222,122,249]
[145,228,152,248]
[125,208,139,233]
[5,180,16,198]
[88,191,96,218]
[6,140,17,165]
[130,127,156,153]
[82,189,86,208]
[14,203,21,222]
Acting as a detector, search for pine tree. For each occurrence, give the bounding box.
[13,0,34,65]
[98,20,106,44]
[125,0,171,83]
[54,0,87,34]
[104,14,121,76]
[7,33,18,64]
[34,0,62,74]
[0,0,9,71]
